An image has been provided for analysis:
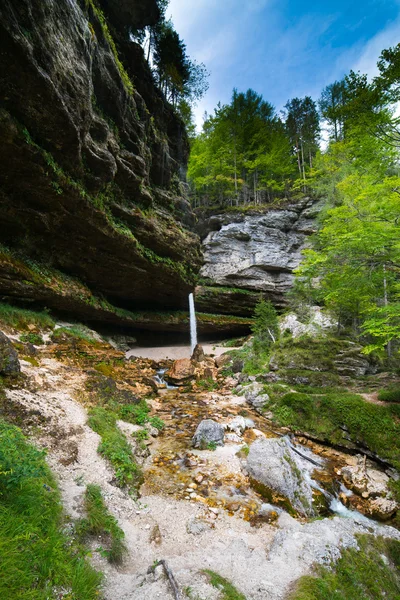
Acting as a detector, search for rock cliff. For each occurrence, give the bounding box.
[196,198,319,315]
[0,0,201,325]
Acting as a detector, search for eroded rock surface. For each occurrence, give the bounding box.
[0,331,20,376]
[247,437,316,517]
[197,199,320,313]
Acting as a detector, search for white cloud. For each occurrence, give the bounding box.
[351,17,400,79]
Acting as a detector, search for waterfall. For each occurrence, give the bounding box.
[189,293,197,354]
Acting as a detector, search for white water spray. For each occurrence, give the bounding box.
[189,293,197,354]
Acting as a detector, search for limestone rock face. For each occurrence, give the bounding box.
[192,419,225,449]
[198,199,319,311]
[0,0,201,321]
[246,437,315,517]
[0,332,20,376]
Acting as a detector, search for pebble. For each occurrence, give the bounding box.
[195,474,204,483]
[209,507,219,514]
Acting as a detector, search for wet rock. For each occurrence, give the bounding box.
[192,419,225,449]
[166,358,195,385]
[0,331,20,376]
[246,437,315,517]
[341,457,391,498]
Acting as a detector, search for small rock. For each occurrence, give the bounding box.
[192,419,225,449]
[186,518,212,535]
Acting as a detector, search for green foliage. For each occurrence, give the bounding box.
[284,96,320,180]
[0,302,54,331]
[119,401,150,425]
[206,441,217,451]
[267,391,400,496]
[0,419,102,598]
[77,484,127,565]
[132,429,149,440]
[289,534,400,600]
[195,377,219,391]
[19,332,44,345]
[251,298,279,352]
[378,387,400,403]
[148,416,165,430]
[203,570,247,600]
[87,408,143,491]
[188,88,296,208]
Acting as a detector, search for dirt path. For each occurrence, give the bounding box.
[7,353,400,600]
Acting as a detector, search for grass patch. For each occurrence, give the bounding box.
[203,570,247,600]
[20,332,45,345]
[0,302,55,331]
[289,534,400,600]
[0,419,102,599]
[77,484,127,565]
[196,377,219,391]
[87,407,143,492]
[52,325,100,345]
[267,390,400,499]
[378,388,400,403]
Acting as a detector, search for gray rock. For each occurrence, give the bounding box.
[0,331,20,376]
[246,437,315,517]
[244,382,270,411]
[186,518,212,535]
[192,419,225,449]
[200,200,318,306]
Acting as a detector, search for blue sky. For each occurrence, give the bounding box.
[167,0,400,128]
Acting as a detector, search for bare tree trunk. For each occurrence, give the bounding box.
[383,264,392,358]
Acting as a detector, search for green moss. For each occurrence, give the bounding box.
[0,302,55,331]
[76,484,127,565]
[0,419,102,598]
[267,391,400,499]
[289,534,400,600]
[52,325,100,345]
[203,570,247,600]
[86,0,134,95]
[87,407,143,492]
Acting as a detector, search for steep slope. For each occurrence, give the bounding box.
[0,0,201,323]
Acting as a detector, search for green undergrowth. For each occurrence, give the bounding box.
[265,390,400,499]
[378,387,400,403]
[0,419,102,599]
[289,534,400,600]
[87,407,143,492]
[76,484,127,565]
[203,570,247,600]
[52,325,100,345]
[0,302,55,331]
[19,332,45,345]
[197,285,256,296]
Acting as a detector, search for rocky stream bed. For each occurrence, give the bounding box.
[1,329,399,600]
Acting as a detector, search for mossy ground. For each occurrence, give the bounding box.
[202,570,247,600]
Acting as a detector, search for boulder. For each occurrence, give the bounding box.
[368,497,399,521]
[244,382,269,411]
[166,359,195,385]
[192,419,224,449]
[191,344,205,363]
[246,437,315,517]
[0,331,20,376]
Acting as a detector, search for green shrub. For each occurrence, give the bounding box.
[77,484,127,565]
[378,388,400,403]
[148,416,165,430]
[289,534,400,600]
[0,419,102,598]
[88,407,143,491]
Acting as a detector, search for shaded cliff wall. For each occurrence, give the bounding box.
[0,0,202,324]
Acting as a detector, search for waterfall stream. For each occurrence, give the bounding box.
[189,293,197,354]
